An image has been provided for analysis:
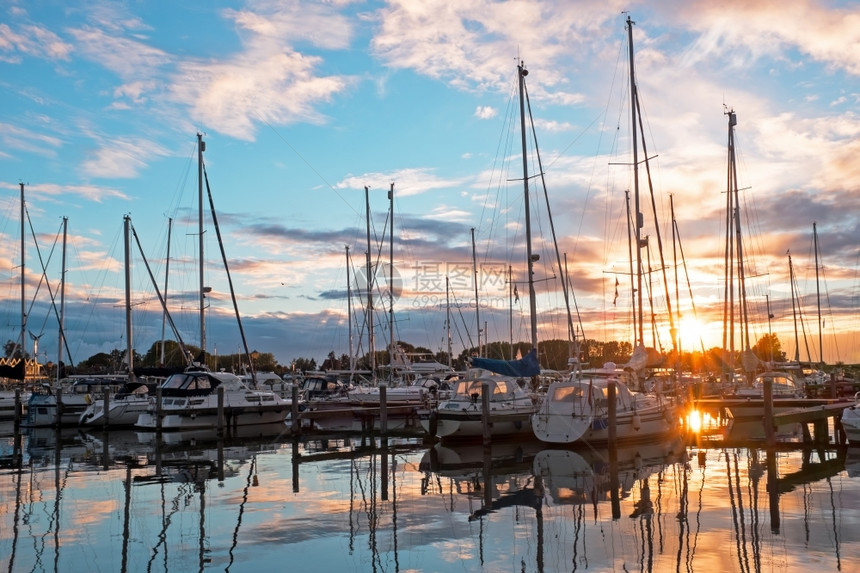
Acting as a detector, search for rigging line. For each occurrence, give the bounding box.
[26,213,77,365]
[202,163,255,378]
[253,110,360,218]
[523,78,577,347]
[673,216,706,354]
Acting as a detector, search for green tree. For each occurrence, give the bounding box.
[3,339,25,359]
[752,334,785,363]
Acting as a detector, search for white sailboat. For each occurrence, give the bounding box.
[421,63,545,441]
[531,16,676,445]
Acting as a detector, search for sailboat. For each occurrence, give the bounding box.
[531,16,676,445]
[135,135,290,431]
[420,63,542,441]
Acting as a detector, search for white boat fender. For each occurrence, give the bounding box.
[632,411,641,431]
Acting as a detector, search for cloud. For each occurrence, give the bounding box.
[0,22,73,61]
[475,106,497,119]
[336,168,471,197]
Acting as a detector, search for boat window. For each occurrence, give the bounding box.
[552,385,583,402]
[189,376,212,390]
[162,374,190,389]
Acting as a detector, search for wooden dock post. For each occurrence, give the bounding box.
[608,379,620,519]
[14,388,21,428]
[482,382,491,446]
[380,384,388,437]
[607,380,617,448]
[102,387,110,429]
[766,447,780,533]
[216,385,225,436]
[155,387,163,432]
[291,385,300,435]
[55,387,64,427]
[762,375,776,446]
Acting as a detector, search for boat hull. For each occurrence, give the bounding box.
[532,405,676,444]
[22,394,90,427]
[841,403,860,445]
[420,407,534,440]
[79,397,151,427]
[136,393,290,431]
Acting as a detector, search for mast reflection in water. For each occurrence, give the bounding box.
[1,424,858,572]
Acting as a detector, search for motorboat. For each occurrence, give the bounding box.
[23,376,126,427]
[135,369,290,431]
[79,379,157,427]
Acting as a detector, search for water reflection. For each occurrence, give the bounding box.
[1,425,857,572]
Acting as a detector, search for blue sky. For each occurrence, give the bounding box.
[2,0,859,370]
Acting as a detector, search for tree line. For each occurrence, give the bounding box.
[8,331,848,380]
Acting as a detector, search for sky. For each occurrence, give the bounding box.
[1,0,859,371]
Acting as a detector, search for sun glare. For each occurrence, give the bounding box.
[677,316,708,352]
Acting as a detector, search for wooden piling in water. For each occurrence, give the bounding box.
[102,387,110,429]
[217,385,225,436]
[56,387,64,427]
[14,388,21,428]
[380,384,388,436]
[763,375,775,446]
[482,382,491,446]
[291,385,300,435]
[607,380,617,448]
[155,387,163,432]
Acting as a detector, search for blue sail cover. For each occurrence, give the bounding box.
[470,348,540,377]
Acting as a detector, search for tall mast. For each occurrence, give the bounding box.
[626,16,644,347]
[57,216,67,384]
[625,190,636,339]
[365,186,375,376]
[388,183,395,383]
[508,265,514,360]
[518,62,538,351]
[19,183,26,363]
[813,221,823,365]
[197,133,206,359]
[346,245,354,380]
[446,276,452,368]
[789,252,800,362]
[124,215,134,377]
[471,227,480,355]
[160,217,172,366]
[727,111,751,353]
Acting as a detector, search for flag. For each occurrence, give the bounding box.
[613,278,619,305]
[514,285,519,303]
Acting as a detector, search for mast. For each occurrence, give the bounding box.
[625,190,636,338]
[729,112,751,354]
[446,276,452,368]
[346,245,355,381]
[160,217,172,366]
[471,227,480,355]
[518,61,538,351]
[626,16,644,347]
[813,222,823,365]
[123,215,134,377]
[508,265,514,360]
[388,183,394,383]
[789,252,800,362]
[57,217,67,384]
[19,183,26,364]
[365,186,375,376]
[197,133,206,360]
[671,195,681,356]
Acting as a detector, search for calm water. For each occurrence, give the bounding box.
[1,422,857,572]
